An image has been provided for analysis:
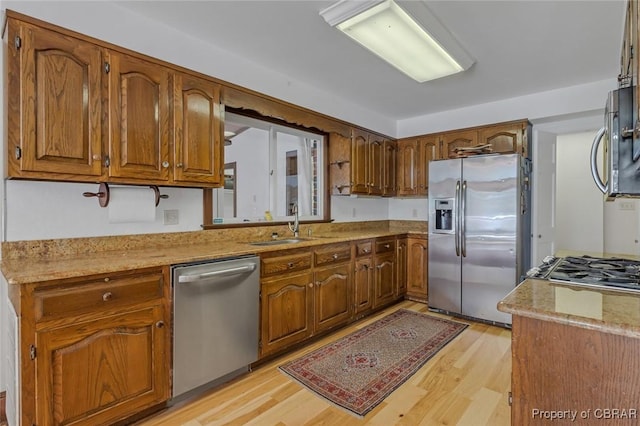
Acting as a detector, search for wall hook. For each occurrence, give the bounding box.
[82,182,110,207]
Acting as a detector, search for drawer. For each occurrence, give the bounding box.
[354,240,373,257]
[261,248,312,276]
[375,238,396,254]
[314,243,351,266]
[34,271,164,322]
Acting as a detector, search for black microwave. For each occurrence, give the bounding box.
[590,86,640,199]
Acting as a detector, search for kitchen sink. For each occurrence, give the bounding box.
[248,238,312,246]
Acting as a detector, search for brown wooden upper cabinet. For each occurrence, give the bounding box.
[173,73,223,185]
[479,122,528,156]
[383,139,397,197]
[106,50,171,182]
[395,119,529,197]
[440,120,530,159]
[329,128,396,196]
[396,135,439,196]
[6,15,224,188]
[440,129,478,159]
[7,20,104,178]
[353,130,396,196]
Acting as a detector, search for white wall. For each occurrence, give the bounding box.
[555,131,604,253]
[604,199,640,256]
[388,198,428,221]
[397,78,616,137]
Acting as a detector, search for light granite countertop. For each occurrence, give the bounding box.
[498,279,640,338]
[1,228,427,285]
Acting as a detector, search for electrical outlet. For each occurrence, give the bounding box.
[412,208,418,218]
[619,201,636,211]
[352,207,357,218]
[164,209,179,225]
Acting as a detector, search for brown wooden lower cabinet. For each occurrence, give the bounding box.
[511,315,640,425]
[405,236,428,301]
[395,237,407,298]
[313,262,351,333]
[260,271,314,357]
[373,252,396,308]
[10,267,170,426]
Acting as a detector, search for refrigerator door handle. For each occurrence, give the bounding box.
[461,180,467,257]
[455,180,461,256]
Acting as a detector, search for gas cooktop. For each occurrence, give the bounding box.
[527,255,640,292]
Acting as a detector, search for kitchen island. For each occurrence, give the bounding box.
[498,279,640,425]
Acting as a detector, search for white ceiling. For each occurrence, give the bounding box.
[114,0,626,121]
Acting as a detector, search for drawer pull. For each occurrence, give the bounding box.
[102,292,113,302]
[308,282,314,288]
[332,253,339,259]
[287,262,294,268]
[384,244,390,249]
[362,249,370,254]
[156,321,165,328]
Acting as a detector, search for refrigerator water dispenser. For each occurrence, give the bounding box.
[434,199,454,233]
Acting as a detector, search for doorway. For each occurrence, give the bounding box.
[533,123,640,265]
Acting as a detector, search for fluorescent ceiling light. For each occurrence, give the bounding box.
[320,0,474,83]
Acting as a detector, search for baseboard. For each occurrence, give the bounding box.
[0,390,6,424]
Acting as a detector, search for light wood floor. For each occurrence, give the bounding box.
[138,300,512,426]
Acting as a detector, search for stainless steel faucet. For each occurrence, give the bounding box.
[288,203,300,237]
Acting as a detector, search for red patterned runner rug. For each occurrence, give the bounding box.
[278,309,468,418]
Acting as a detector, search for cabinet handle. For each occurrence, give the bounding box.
[162,161,170,168]
[362,249,370,254]
[287,262,294,268]
[102,292,113,302]
[332,253,339,259]
[92,154,101,161]
[308,282,314,288]
[156,321,165,328]
[384,244,390,249]
[176,163,184,168]
[104,277,110,282]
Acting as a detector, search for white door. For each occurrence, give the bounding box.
[532,130,556,264]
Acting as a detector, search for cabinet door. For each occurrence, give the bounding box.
[395,238,407,298]
[382,139,397,197]
[107,51,171,181]
[374,252,396,308]
[441,129,478,159]
[406,238,428,301]
[9,21,103,177]
[417,136,440,195]
[173,73,223,185]
[397,139,418,196]
[479,122,524,155]
[351,129,370,194]
[328,131,352,195]
[368,136,384,195]
[353,257,373,316]
[260,272,313,356]
[314,263,351,333]
[35,305,168,426]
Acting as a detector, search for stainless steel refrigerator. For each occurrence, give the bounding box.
[428,153,531,325]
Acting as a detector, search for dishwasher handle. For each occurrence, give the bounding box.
[178,263,257,283]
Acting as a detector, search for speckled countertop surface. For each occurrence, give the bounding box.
[498,279,640,337]
[1,221,427,285]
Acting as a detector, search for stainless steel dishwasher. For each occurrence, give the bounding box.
[171,255,259,400]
